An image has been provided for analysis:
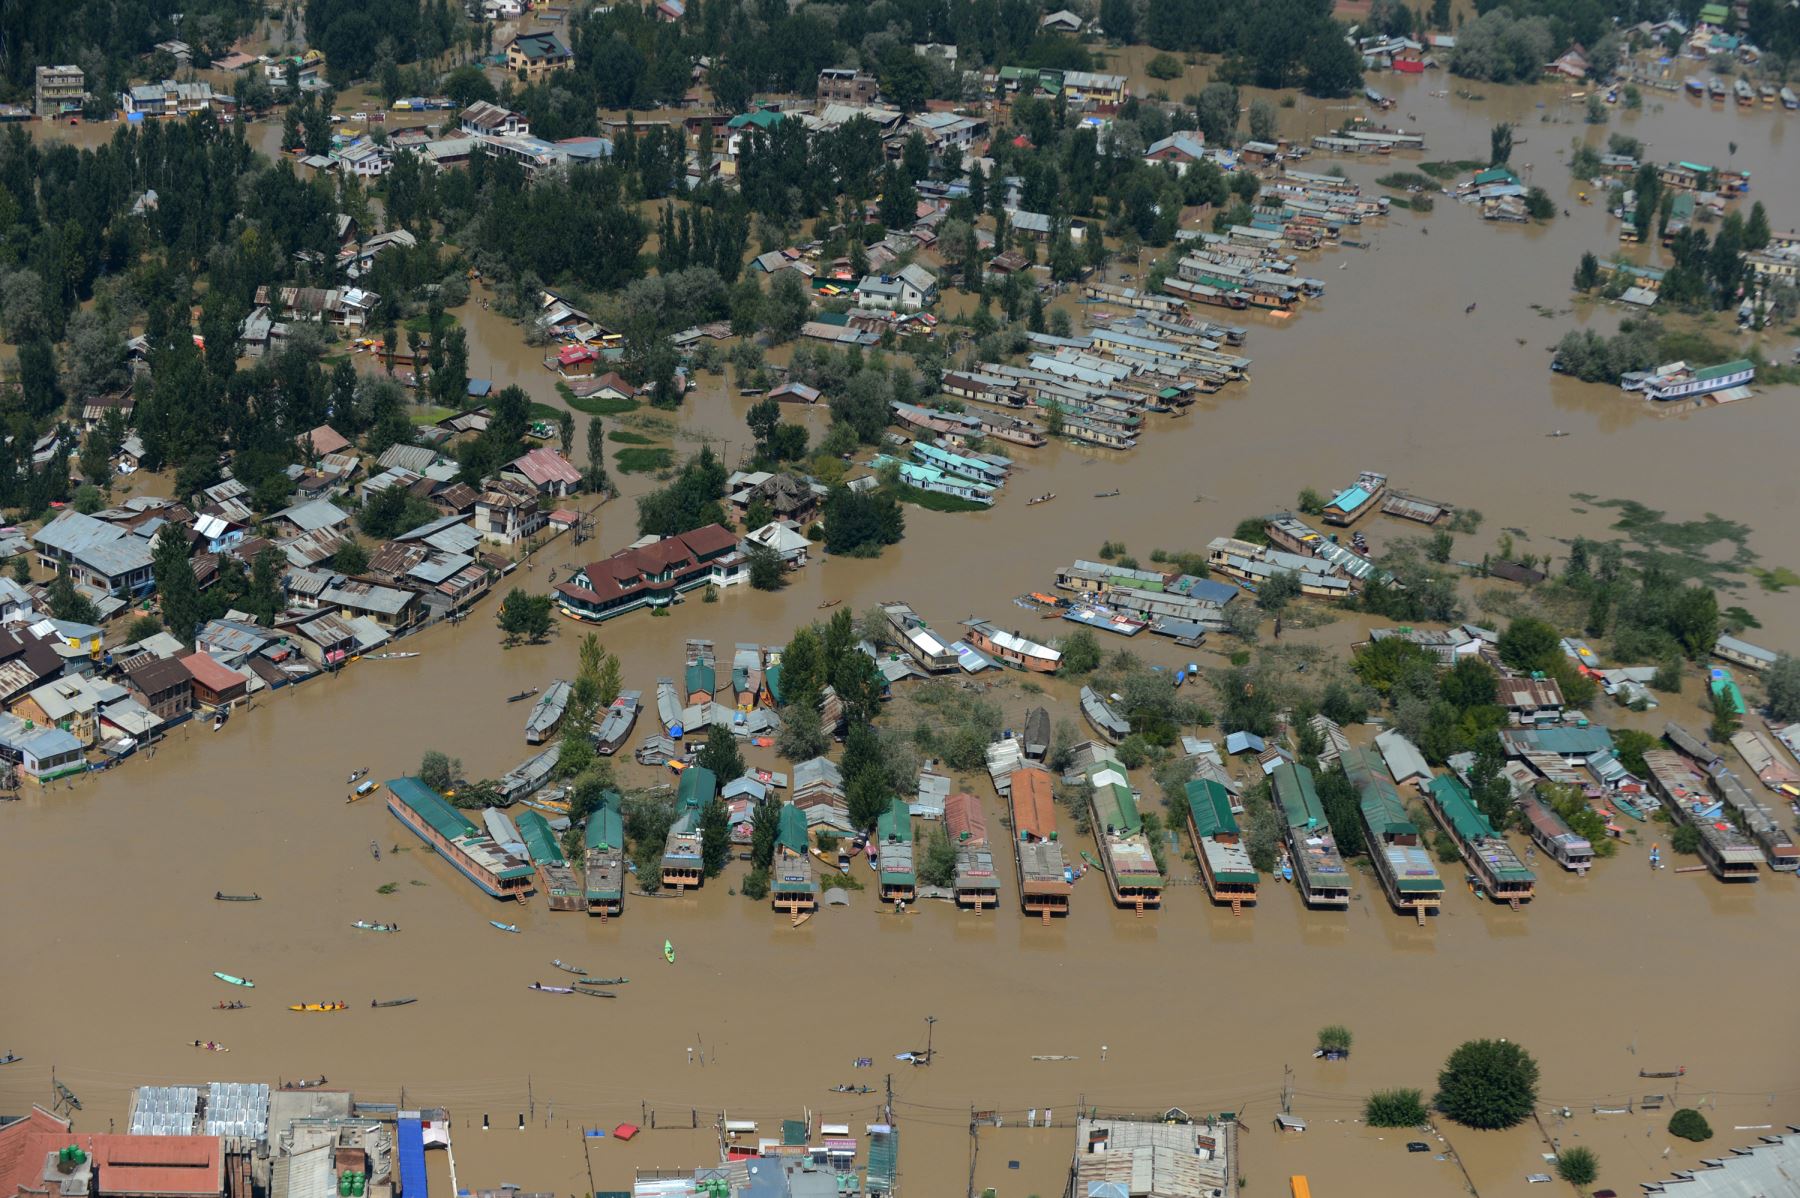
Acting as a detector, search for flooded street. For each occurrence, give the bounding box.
[10,73,1800,1198]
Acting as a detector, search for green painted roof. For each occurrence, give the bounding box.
[385,776,477,842]
[677,764,718,807]
[516,808,564,865]
[728,108,784,130]
[1426,775,1493,840]
[764,662,782,704]
[1184,778,1237,839]
[1088,764,1141,834]
[1694,358,1753,382]
[1343,748,1416,835]
[585,791,624,851]
[1271,761,1326,828]
[777,803,808,852]
[685,662,715,695]
[878,797,912,843]
[1710,675,1746,713]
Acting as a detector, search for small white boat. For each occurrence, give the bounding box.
[490,920,519,933]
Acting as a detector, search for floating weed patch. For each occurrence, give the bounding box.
[1570,494,1758,586]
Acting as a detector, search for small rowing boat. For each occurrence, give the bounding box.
[189,1041,229,1052]
[1026,493,1056,505]
[792,911,812,928]
[580,977,628,986]
[490,920,519,933]
[289,1002,348,1012]
[572,987,616,998]
[352,921,397,932]
[369,840,381,859]
[354,780,381,800]
[663,939,676,964]
[829,1084,874,1094]
[0,1053,22,1065]
[551,959,586,975]
[214,1001,247,1010]
[507,687,539,704]
[528,982,573,994]
[1612,794,1647,820]
[817,599,841,609]
[1080,851,1103,870]
[1093,489,1120,498]
[280,1076,327,1090]
[371,997,417,1008]
[213,971,255,988]
[1031,1055,1078,1061]
[368,652,420,660]
[1639,1067,1685,1078]
[214,892,261,902]
[346,768,368,785]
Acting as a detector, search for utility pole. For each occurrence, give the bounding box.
[527,1075,534,1121]
[1281,1065,1292,1115]
[884,1074,894,1125]
[924,1015,937,1066]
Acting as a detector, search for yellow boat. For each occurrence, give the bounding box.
[288,1002,348,1012]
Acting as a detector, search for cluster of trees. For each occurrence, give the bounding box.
[636,447,727,537]
[1142,0,1364,96]
[1657,204,1772,310]
[1450,9,1558,82]
[1551,538,1721,670]
[150,524,286,644]
[771,608,886,766]
[1551,316,1665,383]
[306,0,465,84]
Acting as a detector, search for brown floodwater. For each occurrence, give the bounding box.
[8,72,1800,1198]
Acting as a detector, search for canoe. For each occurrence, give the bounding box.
[490,920,519,933]
[551,959,586,975]
[580,977,628,986]
[213,972,255,988]
[792,911,812,928]
[1081,851,1103,870]
[214,1002,248,1010]
[347,768,368,784]
[528,983,573,994]
[572,987,616,998]
[663,939,676,964]
[352,921,397,932]
[189,1042,230,1052]
[288,1002,349,1012]
[0,1053,22,1065]
[371,997,417,1008]
[507,687,539,703]
[214,892,261,901]
[1612,794,1647,820]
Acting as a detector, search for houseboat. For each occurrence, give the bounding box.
[684,640,716,704]
[1270,762,1351,908]
[1008,765,1071,918]
[517,809,582,911]
[945,791,999,909]
[1760,83,1776,106]
[1161,277,1250,311]
[1516,788,1592,874]
[592,689,641,755]
[1729,729,1800,797]
[1713,634,1778,673]
[1710,767,1798,871]
[1709,78,1726,101]
[583,792,625,917]
[770,803,819,912]
[1642,750,1760,882]
[1184,779,1259,912]
[661,767,715,891]
[1079,686,1131,744]
[498,744,559,804]
[884,602,961,673]
[386,776,536,900]
[1088,759,1163,912]
[1621,358,1756,402]
[1320,471,1387,525]
[524,679,571,744]
[656,677,682,735]
[963,619,1062,672]
[876,798,916,903]
[1342,749,1443,919]
[1424,776,1535,906]
[1734,78,1754,106]
[1684,76,1705,96]
[1782,86,1798,110]
[731,643,764,708]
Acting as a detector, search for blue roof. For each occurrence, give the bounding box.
[1225,731,1265,754]
[468,379,493,397]
[1329,485,1370,511]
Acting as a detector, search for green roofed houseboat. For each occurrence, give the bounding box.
[877,798,916,903]
[517,808,583,911]
[386,776,536,900]
[1270,762,1351,908]
[771,803,818,913]
[1087,758,1163,912]
[584,791,625,917]
[1341,749,1442,920]
[1423,775,1535,906]
[1184,778,1258,912]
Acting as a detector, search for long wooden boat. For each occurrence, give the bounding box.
[213,1001,247,1010]
[279,1076,328,1090]
[551,959,586,975]
[489,920,519,933]
[507,687,539,703]
[580,977,628,986]
[351,920,397,932]
[188,1041,229,1052]
[572,987,616,998]
[214,892,261,901]
[371,997,417,1007]
[528,982,573,994]
[213,971,255,988]
[0,1053,22,1065]
[289,1002,349,1012]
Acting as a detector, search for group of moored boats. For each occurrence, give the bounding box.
[1684,75,1798,109]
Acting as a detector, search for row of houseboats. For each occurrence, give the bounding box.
[1684,75,1799,108]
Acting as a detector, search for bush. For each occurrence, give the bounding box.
[1146,53,1183,80]
[1667,1108,1712,1141]
[1670,823,1701,855]
[1555,1146,1598,1186]
[1318,1025,1352,1054]
[1365,1088,1427,1127]
[740,867,770,901]
[1435,1039,1539,1130]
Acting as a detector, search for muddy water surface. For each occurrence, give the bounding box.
[9,74,1800,1198]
